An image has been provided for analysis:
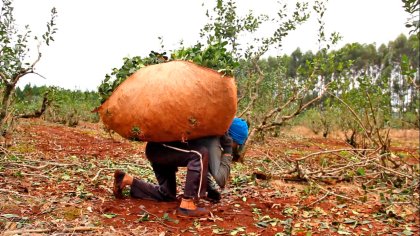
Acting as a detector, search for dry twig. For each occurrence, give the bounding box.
[314,183,363,204]
[305,192,330,207]
[0,188,36,198]
[91,168,120,182]
[296,148,375,161]
[2,226,101,236]
[374,163,415,179]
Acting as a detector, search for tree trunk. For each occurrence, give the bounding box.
[0,83,14,133]
[237,126,259,162]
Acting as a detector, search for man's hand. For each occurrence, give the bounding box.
[206,188,221,203]
[232,144,244,162]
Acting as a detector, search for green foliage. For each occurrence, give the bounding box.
[201,0,267,55]
[326,73,392,146]
[341,76,391,116]
[45,87,100,125]
[98,51,168,104]
[14,84,49,114]
[293,32,418,137]
[98,41,239,104]
[102,213,117,219]
[15,85,100,124]
[297,107,338,137]
[0,0,57,83]
[171,41,239,75]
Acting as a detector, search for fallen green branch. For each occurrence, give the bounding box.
[139,206,179,230]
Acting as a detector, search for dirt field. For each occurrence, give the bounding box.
[0,119,419,235]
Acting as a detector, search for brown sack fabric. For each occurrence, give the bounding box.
[97,60,237,142]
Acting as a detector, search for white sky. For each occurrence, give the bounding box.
[8,0,412,91]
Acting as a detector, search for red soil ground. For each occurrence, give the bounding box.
[0,119,418,235]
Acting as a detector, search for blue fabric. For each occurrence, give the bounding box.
[228,118,249,145]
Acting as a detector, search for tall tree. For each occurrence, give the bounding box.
[0,0,57,134]
[402,0,420,38]
[201,0,350,160]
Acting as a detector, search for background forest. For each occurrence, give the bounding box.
[10,33,419,134]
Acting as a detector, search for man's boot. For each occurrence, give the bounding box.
[177,198,209,218]
[113,170,133,199]
[113,170,125,198]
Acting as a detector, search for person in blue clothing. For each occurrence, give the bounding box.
[113,117,249,217]
[202,117,249,202]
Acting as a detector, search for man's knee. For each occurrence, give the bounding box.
[187,147,208,171]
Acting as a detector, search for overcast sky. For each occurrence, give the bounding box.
[9,0,412,91]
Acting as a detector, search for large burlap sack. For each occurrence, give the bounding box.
[97,60,237,142]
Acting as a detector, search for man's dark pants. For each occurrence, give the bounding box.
[130,141,209,201]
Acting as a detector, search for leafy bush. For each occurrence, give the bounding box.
[15,85,100,125]
[98,51,168,104]
[171,41,239,76]
[98,41,239,104]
